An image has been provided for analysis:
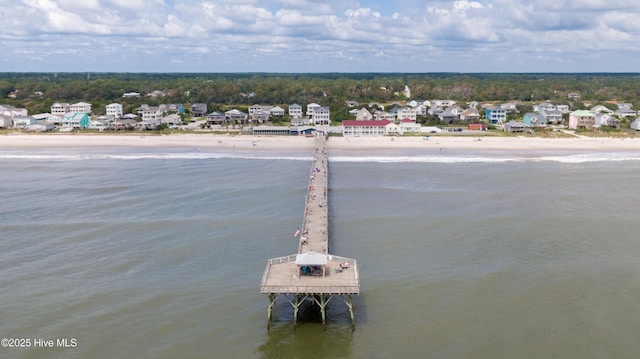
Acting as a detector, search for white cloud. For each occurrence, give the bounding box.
[2,0,640,72]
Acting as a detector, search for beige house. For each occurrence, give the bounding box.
[568,110,595,130]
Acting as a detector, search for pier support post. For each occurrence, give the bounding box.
[267,293,277,330]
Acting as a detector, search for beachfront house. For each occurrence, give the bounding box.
[249,104,272,116]
[206,111,227,126]
[631,117,640,131]
[62,113,89,129]
[0,116,13,128]
[225,109,249,125]
[568,110,596,130]
[399,119,421,133]
[594,113,621,129]
[311,106,330,126]
[503,121,529,133]
[139,105,164,122]
[485,106,506,125]
[343,119,398,137]
[523,113,548,128]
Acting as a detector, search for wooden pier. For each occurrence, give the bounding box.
[260,135,359,328]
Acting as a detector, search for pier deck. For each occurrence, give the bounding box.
[260,135,359,327]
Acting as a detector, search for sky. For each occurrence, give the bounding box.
[1,0,640,73]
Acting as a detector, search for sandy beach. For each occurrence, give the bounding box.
[2,133,640,152]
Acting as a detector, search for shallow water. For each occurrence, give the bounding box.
[1,147,640,358]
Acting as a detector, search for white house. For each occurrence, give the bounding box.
[0,104,28,117]
[390,107,417,121]
[399,119,421,133]
[289,104,303,118]
[306,103,321,117]
[51,103,70,116]
[270,106,285,116]
[70,102,92,114]
[311,106,330,126]
[631,117,640,131]
[249,104,272,116]
[140,105,164,122]
[106,103,123,118]
[343,119,393,137]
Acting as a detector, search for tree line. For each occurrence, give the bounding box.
[2,72,640,116]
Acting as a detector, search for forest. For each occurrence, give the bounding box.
[2,72,640,120]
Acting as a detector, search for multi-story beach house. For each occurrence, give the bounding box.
[485,106,506,125]
[70,102,92,114]
[0,104,28,117]
[568,110,595,130]
[206,111,226,126]
[225,109,248,124]
[390,107,418,121]
[306,103,322,117]
[289,104,303,118]
[139,105,163,122]
[342,119,400,137]
[249,104,272,116]
[311,106,331,126]
[51,103,70,116]
[191,103,208,117]
[523,113,547,128]
[269,106,285,116]
[62,112,90,128]
[106,103,123,118]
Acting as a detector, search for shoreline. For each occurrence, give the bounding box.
[2,133,640,152]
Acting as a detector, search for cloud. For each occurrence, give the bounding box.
[2,0,640,72]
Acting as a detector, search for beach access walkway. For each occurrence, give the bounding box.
[260,135,359,328]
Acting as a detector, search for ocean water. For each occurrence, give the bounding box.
[1,145,640,358]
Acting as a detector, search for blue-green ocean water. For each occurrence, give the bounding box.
[2,145,640,358]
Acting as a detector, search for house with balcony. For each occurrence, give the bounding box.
[311,106,330,126]
[70,102,92,114]
[225,109,249,125]
[485,106,506,125]
[399,119,421,133]
[139,105,164,122]
[0,104,28,117]
[460,108,480,122]
[289,104,303,118]
[523,113,547,128]
[568,110,595,130]
[249,104,272,116]
[51,103,70,116]
[270,106,285,116]
[594,113,621,129]
[343,119,399,137]
[106,103,123,118]
[373,110,393,121]
[62,113,89,128]
[390,107,417,122]
[206,111,226,126]
[306,103,321,117]
[191,103,208,117]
